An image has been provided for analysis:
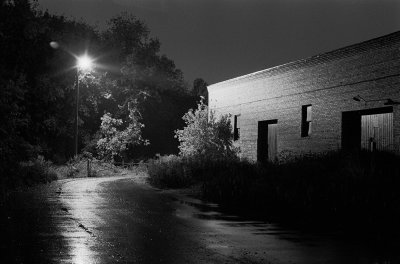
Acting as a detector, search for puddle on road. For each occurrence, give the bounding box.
[172,195,400,264]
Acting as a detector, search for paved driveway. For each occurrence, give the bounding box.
[0,176,263,263]
[1,176,398,264]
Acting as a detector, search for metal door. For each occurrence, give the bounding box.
[361,112,393,151]
[267,123,278,161]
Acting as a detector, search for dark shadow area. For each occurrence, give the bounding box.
[171,187,400,264]
[0,187,66,263]
[342,111,361,151]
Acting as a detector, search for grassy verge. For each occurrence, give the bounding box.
[4,156,58,189]
[53,157,122,179]
[147,151,400,238]
[0,155,133,210]
[1,155,123,194]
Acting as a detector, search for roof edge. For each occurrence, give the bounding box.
[208,30,400,91]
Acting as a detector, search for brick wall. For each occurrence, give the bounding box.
[208,32,400,162]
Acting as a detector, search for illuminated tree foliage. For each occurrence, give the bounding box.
[100,13,196,158]
[175,99,237,160]
[96,103,148,161]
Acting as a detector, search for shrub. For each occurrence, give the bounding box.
[175,99,238,160]
[96,103,148,161]
[147,155,194,188]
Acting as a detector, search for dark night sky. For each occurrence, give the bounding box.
[38,0,400,85]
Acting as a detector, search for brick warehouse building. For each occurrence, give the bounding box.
[207,31,400,162]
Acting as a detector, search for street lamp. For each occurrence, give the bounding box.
[75,55,93,157]
[77,55,93,71]
[49,41,95,157]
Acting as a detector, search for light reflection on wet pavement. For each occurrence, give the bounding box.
[2,176,400,263]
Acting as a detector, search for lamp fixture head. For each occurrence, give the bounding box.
[77,55,93,71]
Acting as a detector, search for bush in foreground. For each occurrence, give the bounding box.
[147,155,193,188]
[147,151,400,236]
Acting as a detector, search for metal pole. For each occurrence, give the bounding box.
[87,159,91,177]
[75,68,79,157]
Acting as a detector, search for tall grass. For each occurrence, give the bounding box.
[12,156,58,187]
[147,151,400,234]
[147,155,195,188]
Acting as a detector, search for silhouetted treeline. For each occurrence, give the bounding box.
[0,0,205,185]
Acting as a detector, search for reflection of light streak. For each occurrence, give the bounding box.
[60,177,129,263]
[71,242,94,264]
[62,179,105,264]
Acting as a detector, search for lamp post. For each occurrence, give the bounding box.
[75,55,93,157]
[49,42,94,157]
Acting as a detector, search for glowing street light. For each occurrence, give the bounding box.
[77,55,93,71]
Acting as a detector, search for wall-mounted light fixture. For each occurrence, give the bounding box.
[384,99,400,105]
[353,95,400,106]
[352,95,365,102]
[352,95,367,106]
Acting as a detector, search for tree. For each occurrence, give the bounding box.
[192,78,208,103]
[175,99,237,160]
[96,102,148,161]
[0,0,103,162]
[98,13,197,157]
[0,1,197,171]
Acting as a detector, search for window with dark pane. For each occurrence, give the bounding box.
[301,105,312,137]
[234,114,241,141]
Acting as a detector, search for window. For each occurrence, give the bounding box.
[234,114,240,141]
[301,105,312,137]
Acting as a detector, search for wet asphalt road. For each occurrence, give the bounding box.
[2,176,400,264]
[0,176,264,264]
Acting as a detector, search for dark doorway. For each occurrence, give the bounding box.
[257,119,278,163]
[342,111,361,151]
